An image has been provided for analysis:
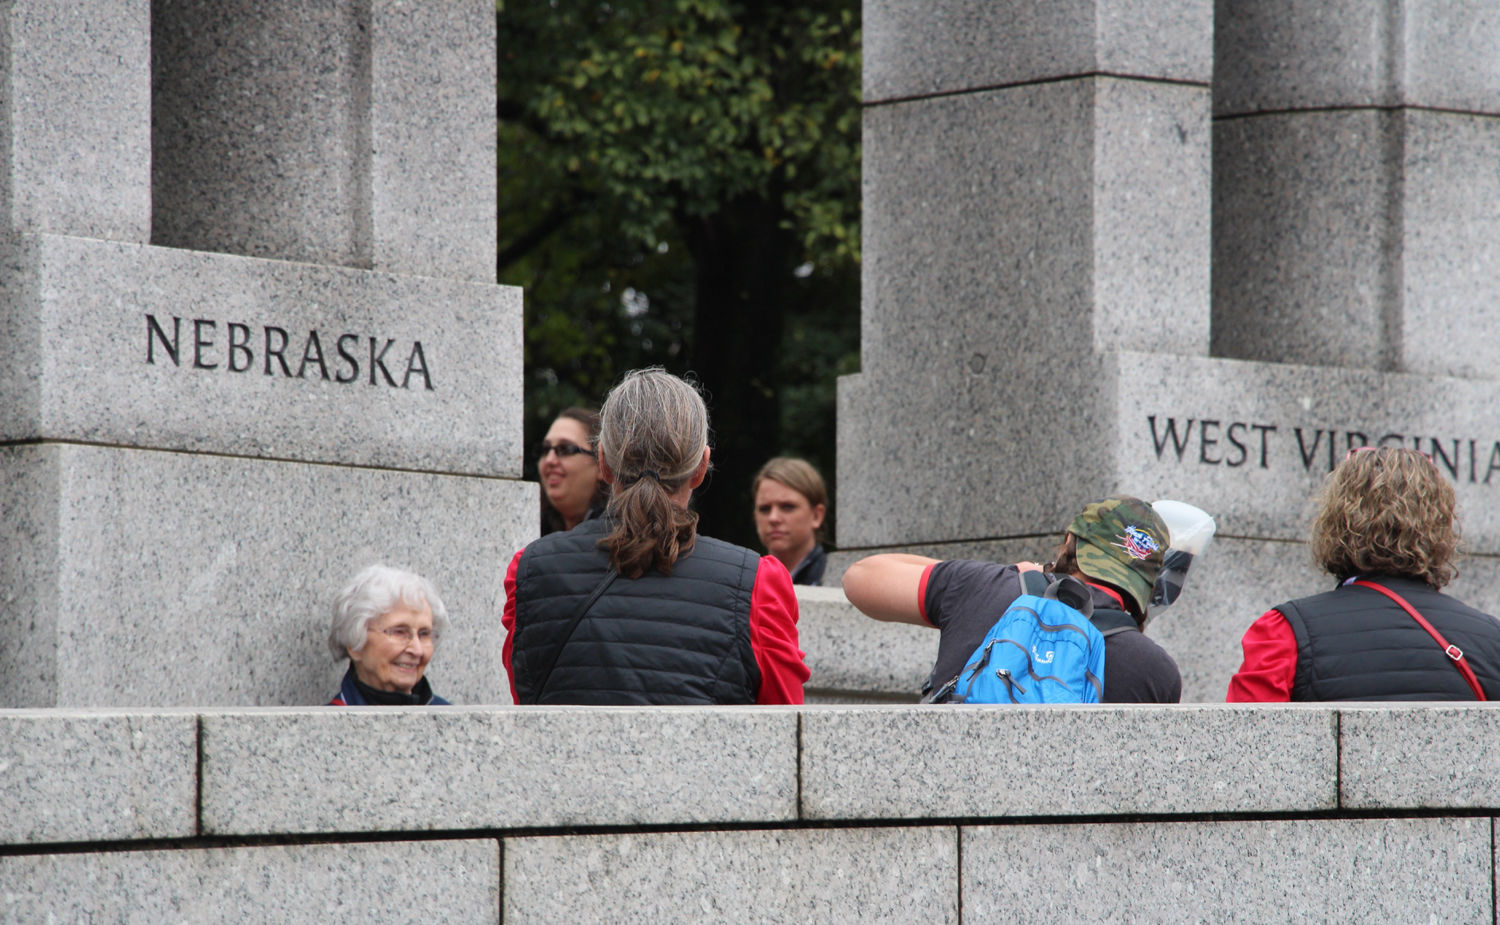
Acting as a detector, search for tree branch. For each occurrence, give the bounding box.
[497,195,592,274]
[497,97,561,143]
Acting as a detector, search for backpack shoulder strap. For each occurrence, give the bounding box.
[925,566,1036,704]
[1089,607,1137,638]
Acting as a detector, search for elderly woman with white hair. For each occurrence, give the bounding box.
[328,564,452,705]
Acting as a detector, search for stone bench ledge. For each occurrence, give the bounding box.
[7,703,1500,847]
[199,706,800,836]
[0,710,198,845]
[799,703,1340,819]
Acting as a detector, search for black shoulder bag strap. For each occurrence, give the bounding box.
[535,568,618,700]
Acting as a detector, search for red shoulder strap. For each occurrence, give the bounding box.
[1352,580,1487,701]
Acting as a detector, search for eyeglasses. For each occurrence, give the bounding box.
[536,441,596,460]
[379,626,435,646]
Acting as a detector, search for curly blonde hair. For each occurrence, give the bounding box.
[1309,447,1459,587]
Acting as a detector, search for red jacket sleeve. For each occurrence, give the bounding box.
[501,549,524,704]
[1226,608,1298,702]
[749,556,810,704]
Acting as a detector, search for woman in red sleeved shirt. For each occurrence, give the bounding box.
[1228,446,1500,702]
[503,368,808,705]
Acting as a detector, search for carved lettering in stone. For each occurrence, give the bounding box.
[228,323,253,372]
[1148,416,1275,469]
[144,314,434,391]
[1147,415,1500,484]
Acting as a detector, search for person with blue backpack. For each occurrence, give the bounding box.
[842,497,1181,703]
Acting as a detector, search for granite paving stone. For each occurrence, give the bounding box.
[503,826,956,924]
[0,710,196,844]
[963,817,1493,922]
[800,704,1337,819]
[198,707,798,835]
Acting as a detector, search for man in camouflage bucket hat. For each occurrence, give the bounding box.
[1068,498,1170,619]
[842,496,1181,703]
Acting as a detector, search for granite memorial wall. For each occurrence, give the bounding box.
[4,703,1498,922]
[4,1,1500,920]
[0,0,533,708]
[5,0,1499,710]
[840,0,1500,701]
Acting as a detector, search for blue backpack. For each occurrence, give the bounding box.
[929,572,1107,704]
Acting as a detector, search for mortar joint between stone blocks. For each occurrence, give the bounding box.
[863,71,1209,110]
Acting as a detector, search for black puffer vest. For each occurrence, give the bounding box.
[510,518,761,704]
[1277,575,1500,701]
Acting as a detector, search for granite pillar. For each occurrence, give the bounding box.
[1213,0,1500,376]
[847,0,1212,548]
[0,1,529,707]
[151,0,496,282]
[0,0,151,241]
[843,0,1500,701]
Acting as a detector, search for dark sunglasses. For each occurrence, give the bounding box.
[536,441,596,460]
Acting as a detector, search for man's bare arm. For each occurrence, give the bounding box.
[841,554,942,626]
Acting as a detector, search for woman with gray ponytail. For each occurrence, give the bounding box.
[502,368,809,705]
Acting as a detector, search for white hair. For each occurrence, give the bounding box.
[327,564,450,660]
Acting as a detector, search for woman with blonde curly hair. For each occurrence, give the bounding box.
[502,368,809,705]
[1228,447,1500,701]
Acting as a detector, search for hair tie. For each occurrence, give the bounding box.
[621,469,664,487]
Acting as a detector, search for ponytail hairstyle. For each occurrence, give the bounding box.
[597,368,709,578]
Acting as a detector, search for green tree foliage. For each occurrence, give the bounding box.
[497,0,861,546]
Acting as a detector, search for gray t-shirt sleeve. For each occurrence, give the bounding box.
[924,560,1023,688]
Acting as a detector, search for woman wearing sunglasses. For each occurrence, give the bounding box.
[537,407,610,535]
[1228,446,1500,701]
[503,368,808,705]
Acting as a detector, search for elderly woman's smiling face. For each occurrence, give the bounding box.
[347,601,436,693]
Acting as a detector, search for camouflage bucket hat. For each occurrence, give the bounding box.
[1068,497,1170,615]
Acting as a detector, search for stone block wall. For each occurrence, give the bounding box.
[0,0,531,709]
[5,704,1498,922]
[1213,0,1500,376]
[841,0,1500,705]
